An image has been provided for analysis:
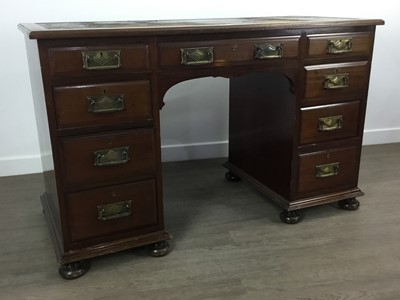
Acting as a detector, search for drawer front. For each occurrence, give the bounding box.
[297,146,359,196]
[49,44,149,75]
[54,81,152,129]
[300,101,360,144]
[67,179,158,242]
[307,32,373,58]
[304,61,369,100]
[159,36,299,68]
[61,129,156,189]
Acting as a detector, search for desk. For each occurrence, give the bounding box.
[19,16,384,279]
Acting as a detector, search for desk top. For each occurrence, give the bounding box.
[19,16,384,40]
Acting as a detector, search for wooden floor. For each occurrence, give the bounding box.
[1,143,399,300]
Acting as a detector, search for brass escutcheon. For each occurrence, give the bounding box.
[315,162,340,178]
[254,43,283,59]
[180,47,214,65]
[94,146,130,167]
[324,74,349,89]
[87,94,125,113]
[318,115,343,131]
[97,200,132,221]
[327,38,353,54]
[82,50,121,70]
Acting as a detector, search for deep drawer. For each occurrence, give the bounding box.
[60,129,156,189]
[307,32,373,58]
[300,101,360,144]
[48,44,149,75]
[67,179,158,242]
[53,81,152,129]
[159,36,299,68]
[304,61,369,100]
[297,146,359,196]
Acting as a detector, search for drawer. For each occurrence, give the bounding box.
[300,101,360,144]
[307,32,374,58]
[48,44,149,75]
[53,81,152,129]
[297,146,359,196]
[67,179,158,242]
[60,129,156,189]
[159,36,299,68]
[304,61,369,100]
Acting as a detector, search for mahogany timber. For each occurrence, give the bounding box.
[19,16,384,273]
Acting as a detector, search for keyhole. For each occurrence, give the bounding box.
[108,139,112,145]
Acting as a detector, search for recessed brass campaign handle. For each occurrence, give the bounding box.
[181,47,214,65]
[315,162,339,178]
[82,50,121,70]
[324,74,349,89]
[318,115,343,132]
[87,94,125,113]
[97,200,132,221]
[254,43,283,59]
[327,38,352,54]
[94,146,130,167]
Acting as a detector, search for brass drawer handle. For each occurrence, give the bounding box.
[94,146,130,167]
[97,200,132,221]
[87,93,125,113]
[254,43,283,59]
[181,47,214,65]
[82,50,121,70]
[315,162,339,178]
[324,74,349,89]
[318,115,343,131]
[327,38,352,54]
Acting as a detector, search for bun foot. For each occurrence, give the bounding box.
[148,240,171,257]
[280,210,303,224]
[338,198,360,210]
[58,260,90,280]
[225,171,241,182]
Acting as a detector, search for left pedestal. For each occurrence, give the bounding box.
[23,32,171,279]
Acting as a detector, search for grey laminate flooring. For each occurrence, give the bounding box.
[1,143,400,300]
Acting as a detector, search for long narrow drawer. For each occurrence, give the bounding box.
[60,129,156,189]
[48,44,149,75]
[297,146,359,197]
[159,36,299,68]
[307,32,373,58]
[300,101,360,144]
[304,61,369,100]
[53,81,152,129]
[67,179,158,242]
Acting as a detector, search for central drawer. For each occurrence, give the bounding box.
[60,129,157,189]
[67,179,158,243]
[159,36,299,68]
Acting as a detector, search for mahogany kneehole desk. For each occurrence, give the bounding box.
[19,16,384,279]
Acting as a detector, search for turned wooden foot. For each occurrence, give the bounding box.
[148,240,171,257]
[338,198,360,210]
[58,260,90,280]
[225,171,241,182]
[280,210,303,224]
